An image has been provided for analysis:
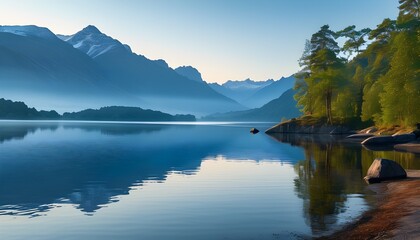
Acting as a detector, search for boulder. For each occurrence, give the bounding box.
[250,128,259,134]
[364,158,407,183]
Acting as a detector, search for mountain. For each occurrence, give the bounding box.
[0,26,123,113]
[208,76,295,108]
[62,106,195,121]
[209,78,274,104]
[57,25,131,59]
[174,66,204,82]
[58,25,244,116]
[0,25,57,40]
[0,98,60,120]
[0,25,244,116]
[202,89,301,122]
[242,75,296,108]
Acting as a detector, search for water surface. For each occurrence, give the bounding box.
[0,121,419,239]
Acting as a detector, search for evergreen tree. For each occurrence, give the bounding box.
[295,25,345,124]
[336,25,371,60]
[380,31,420,126]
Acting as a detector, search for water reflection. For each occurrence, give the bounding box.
[269,133,420,236]
[0,121,59,143]
[1,122,419,239]
[0,122,300,217]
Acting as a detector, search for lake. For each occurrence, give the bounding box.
[0,121,419,239]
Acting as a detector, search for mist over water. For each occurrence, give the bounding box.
[0,121,419,239]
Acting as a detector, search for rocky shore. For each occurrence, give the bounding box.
[266,119,420,154]
[319,170,420,239]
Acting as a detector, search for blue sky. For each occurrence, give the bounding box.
[0,0,399,83]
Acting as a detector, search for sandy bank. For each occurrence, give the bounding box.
[319,170,420,240]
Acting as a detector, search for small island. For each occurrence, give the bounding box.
[0,98,196,122]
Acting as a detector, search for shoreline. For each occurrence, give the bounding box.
[319,170,420,239]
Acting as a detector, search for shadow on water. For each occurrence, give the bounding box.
[0,122,301,217]
[268,133,420,236]
[60,122,174,136]
[0,121,59,143]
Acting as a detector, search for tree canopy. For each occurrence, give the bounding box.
[294,0,420,128]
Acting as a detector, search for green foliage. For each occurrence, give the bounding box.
[294,25,346,125]
[336,25,371,59]
[380,31,420,126]
[294,1,420,128]
[398,0,420,26]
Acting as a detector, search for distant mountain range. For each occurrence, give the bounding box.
[62,106,195,121]
[203,89,301,122]
[0,98,195,121]
[0,25,245,116]
[208,76,295,108]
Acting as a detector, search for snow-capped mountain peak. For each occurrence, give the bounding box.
[58,25,131,58]
[0,25,58,40]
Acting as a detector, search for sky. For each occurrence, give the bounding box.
[0,0,399,83]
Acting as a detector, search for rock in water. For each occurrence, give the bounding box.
[364,158,407,183]
[250,128,259,134]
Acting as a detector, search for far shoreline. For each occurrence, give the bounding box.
[0,119,277,125]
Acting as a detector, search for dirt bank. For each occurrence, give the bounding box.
[319,170,420,240]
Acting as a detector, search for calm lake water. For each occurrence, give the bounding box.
[0,121,419,239]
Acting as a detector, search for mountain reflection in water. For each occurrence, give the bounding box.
[0,121,419,239]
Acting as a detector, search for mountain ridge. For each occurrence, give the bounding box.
[0,24,245,116]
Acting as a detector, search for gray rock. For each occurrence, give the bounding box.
[364,158,407,183]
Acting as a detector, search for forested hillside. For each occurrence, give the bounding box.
[294,0,419,127]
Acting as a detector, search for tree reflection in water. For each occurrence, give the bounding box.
[268,133,420,235]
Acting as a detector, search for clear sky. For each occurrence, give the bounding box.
[0,0,399,83]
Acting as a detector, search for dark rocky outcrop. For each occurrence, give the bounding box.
[266,121,353,135]
[250,128,259,134]
[392,133,417,143]
[346,133,375,139]
[362,133,416,145]
[364,158,407,183]
[361,135,394,145]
